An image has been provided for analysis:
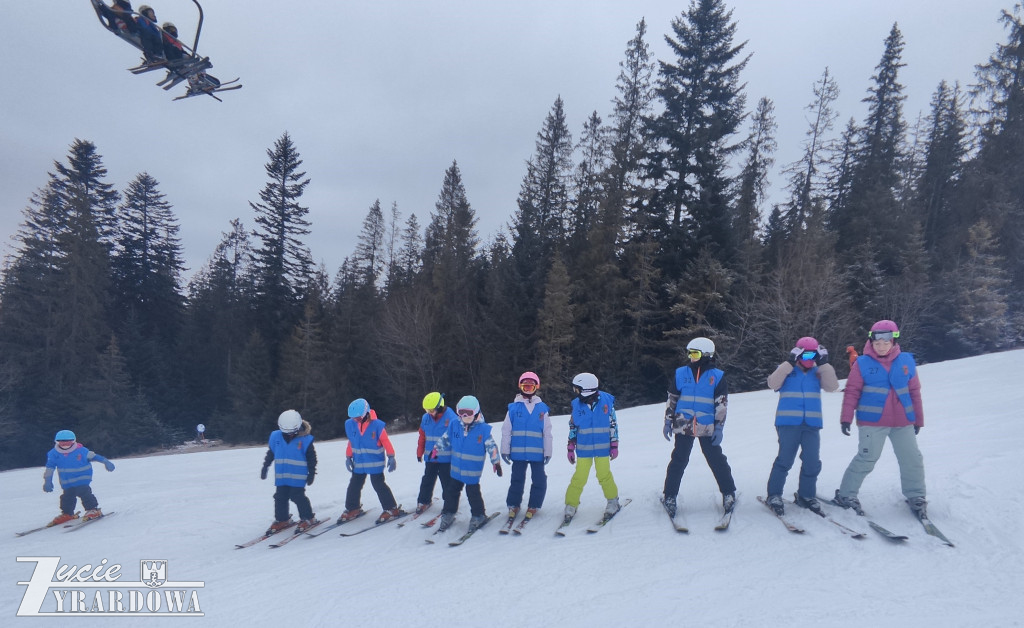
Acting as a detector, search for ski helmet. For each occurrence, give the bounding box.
[347,398,370,419]
[456,395,480,422]
[686,337,715,359]
[794,336,819,367]
[55,430,76,442]
[277,410,302,434]
[571,372,599,398]
[518,371,540,394]
[868,319,900,341]
[422,392,445,413]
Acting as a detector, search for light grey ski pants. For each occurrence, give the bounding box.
[838,425,926,500]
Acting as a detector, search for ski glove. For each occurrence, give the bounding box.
[493,462,503,477]
[663,418,673,441]
[306,472,315,486]
[346,457,355,472]
[543,455,550,465]
[501,453,511,465]
[260,464,269,480]
[914,425,921,435]
[788,347,802,365]
[417,456,423,463]
[103,460,115,472]
[43,478,53,493]
[429,448,438,461]
[841,422,851,436]
[711,423,724,447]
[815,346,829,365]
[567,441,576,464]
[610,442,618,460]
[387,455,396,473]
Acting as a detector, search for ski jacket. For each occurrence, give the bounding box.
[435,416,499,485]
[841,343,923,428]
[345,416,395,474]
[267,423,315,488]
[670,362,727,437]
[44,443,107,489]
[569,392,617,458]
[418,407,455,463]
[768,362,839,428]
[501,394,551,462]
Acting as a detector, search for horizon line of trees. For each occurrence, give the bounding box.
[1,0,1021,470]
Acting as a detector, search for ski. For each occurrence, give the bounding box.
[235,520,297,548]
[339,508,410,536]
[64,512,115,532]
[586,498,632,533]
[916,514,954,547]
[661,499,688,533]
[448,512,501,546]
[498,510,519,535]
[268,519,327,548]
[793,494,865,538]
[757,496,804,533]
[398,498,437,527]
[554,513,575,536]
[303,509,373,538]
[511,510,537,535]
[868,520,909,542]
[714,509,733,532]
[16,512,80,537]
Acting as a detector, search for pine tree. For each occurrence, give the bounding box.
[353,199,387,289]
[948,219,1011,353]
[733,96,777,255]
[534,251,575,409]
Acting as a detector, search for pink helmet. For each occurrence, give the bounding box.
[795,336,819,351]
[870,320,899,333]
[518,371,540,386]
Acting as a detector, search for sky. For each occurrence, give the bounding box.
[0,1,1014,278]
[2,349,1021,626]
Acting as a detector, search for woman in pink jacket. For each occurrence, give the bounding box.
[831,320,927,519]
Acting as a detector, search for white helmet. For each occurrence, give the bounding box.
[571,372,599,397]
[686,337,715,358]
[277,410,302,434]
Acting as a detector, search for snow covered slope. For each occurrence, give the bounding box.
[3,350,1022,627]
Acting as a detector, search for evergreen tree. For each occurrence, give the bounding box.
[733,96,777,256]
[918,81,968,261]
[948,219,1011,354]
[353,199,387,289]
[535,251,575,410]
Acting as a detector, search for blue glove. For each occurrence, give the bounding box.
[711,423,724,447]
[346,457,355,472]
[43,478,54,493]
[543,455,550,465]
[663,418,673,441]
[387,455,396,473]
[501,453,511,465]
[103,460,115,472]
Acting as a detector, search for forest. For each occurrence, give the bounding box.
[1,0,1021,470]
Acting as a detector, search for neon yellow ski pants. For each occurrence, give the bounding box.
[564,456,618,507]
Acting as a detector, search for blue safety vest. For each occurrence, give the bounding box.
[855,353,917,424]
[674,366,722,425]
[570,392,615,458]
[507,400,549,461]
[268,430,313,487]
[46,445,94,489]
[775,367,824,428]
[420,408,454,463]
[449,419,492,485]
[346,418,387,474]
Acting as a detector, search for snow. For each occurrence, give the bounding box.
[3,350,1023,627]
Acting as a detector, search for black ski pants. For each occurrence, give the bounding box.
[663,434,736,498]
[345,472,397,511]
[273,485,314,522]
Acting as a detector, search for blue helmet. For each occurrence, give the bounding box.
[456,395,481,415]
[55,430,76,441]
[347,398,370,419]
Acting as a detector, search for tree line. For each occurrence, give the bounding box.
[1,0,1021,470]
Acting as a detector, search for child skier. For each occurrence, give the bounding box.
[260,409,318,533]
[430,395,503,532]
[416,392,455,514]
[763,337,839,516]
[342,398,402,524]
[43,430,115,524]
[500,372,552,525]
[564,372,621,521]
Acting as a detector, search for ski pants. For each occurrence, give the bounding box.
[663,434,736,498]
[767,424,822,500]
[60,485,98,514]
[442,478,485,517]
[838,425,926,500]
[565,456,617,508]
[416,461,452,506]
[346,472,397,511]
[273,485,314,522]
[506,460,547,510]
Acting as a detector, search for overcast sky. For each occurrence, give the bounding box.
[0,1,1013,278]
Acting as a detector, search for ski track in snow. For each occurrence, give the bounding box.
[3,350,1023,627]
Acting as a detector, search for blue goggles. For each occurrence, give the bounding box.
[800,351,817,361]
[868,330,899,341]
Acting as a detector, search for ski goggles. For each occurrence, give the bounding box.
[800,351,818,361]
[687,349,704,359]
[518,381,538,394]
[868,330,899,341]
[457,408,477,418]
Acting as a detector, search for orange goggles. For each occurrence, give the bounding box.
[519,381,538,394]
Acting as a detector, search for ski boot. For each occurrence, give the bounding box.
[906,496,928,520]
[267,519,292,534]
[722,492,736,513]
[832,490,864,515]
[437,512,455,532]
[49,512,78,526]
[337,508,364,524]
[296,517,319,533]
[765,495,785,516]
[376,508,403,523]
[605,497,621,515]
[793,493,823,515]
[82,508,103,522]
[661,495,677,518]
[468,514,487,531]
[415,503,431,515]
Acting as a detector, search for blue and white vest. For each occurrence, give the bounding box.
[855,353,917,424]
[46,445,94,489]
[507,400,549,461]
[674,366,722,426]
[775,367,824,428]
[449,420,492,485]
[346,418,387,474]
[421,408,455,463]
[269,430,313,487]
[570,392,615,458]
